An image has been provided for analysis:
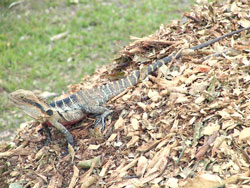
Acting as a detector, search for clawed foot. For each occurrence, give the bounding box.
[61,146,69,156]
[94,110,113,132]
[43,136,52,146]
[64,131,74,154]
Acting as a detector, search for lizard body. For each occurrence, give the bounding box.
[9,27,250,148]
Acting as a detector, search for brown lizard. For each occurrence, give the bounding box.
[9,26,250,149]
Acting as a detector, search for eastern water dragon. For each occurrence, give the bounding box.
[9,27,250,150]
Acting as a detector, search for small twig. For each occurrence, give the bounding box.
[195,131,218,159]
[184,13,201,23]
[50,31,69,41]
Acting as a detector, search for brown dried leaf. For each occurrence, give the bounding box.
[131,117,140,131]
[69,165,79,188]
[68,143,75,163]
[148,89,161,102]
[47,173,63,188]
[184,173,223,188]
[239,127,250,142]
[193,65,211,73]
[99,159,112,177]
[114,116,126,130]
[136,156,148,177]
[88,144,100,150]
[137,139,162,152]
[0,147,30,157]
[126,136,139,148]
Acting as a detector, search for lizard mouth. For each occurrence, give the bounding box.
[21,106,43,120]
[9,99,44,120]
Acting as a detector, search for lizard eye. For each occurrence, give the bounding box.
[46,109,53,116]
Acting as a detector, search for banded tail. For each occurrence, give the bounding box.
[49,26,250,112]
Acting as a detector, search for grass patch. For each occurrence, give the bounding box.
[0,0,193,135]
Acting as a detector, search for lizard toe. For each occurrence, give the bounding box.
[94,110,113,132]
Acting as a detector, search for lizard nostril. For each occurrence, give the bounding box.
[46,109,53,116]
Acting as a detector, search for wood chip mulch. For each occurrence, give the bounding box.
[0,0,249,187]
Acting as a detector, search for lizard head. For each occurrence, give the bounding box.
[9,89,52,121]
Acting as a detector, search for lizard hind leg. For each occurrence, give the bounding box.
[91,107,113,132]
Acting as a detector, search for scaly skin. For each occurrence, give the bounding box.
[9,26,250,150]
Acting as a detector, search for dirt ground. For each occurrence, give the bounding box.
[0,0,249,187]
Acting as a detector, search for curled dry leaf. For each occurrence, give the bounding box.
[88,144,100,150]
[78,156,101,169]
[68,143,75,162]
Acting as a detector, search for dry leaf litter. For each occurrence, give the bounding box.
[1,0,250,187]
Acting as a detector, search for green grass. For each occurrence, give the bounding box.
[0,0,193,135]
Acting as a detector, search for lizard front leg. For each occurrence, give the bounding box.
[50,119,74,147]
[42,123,52,146]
